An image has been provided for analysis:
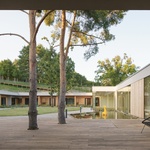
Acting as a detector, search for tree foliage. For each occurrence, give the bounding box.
[72,72,89,87]
[0,59,13,80]
[17,46,29,82]
[0,10,127,125]
[42,10,126,58]
[37,10,127,124]
[95,53,139,86]
[0,44,90,88]
[0,10,55,130]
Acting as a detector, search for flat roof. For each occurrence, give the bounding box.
[92,86,116,92]
[0,90,92,97]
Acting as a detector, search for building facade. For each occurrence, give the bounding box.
[0,64,150,119]
[92,64,150,119]
[0,91,92,107]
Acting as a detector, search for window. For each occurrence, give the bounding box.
[12,98,15,105]
[25,98,29,105]
[144,76,150,118]
[1,97,6,105]
[95,97,99,106]
[66,97,74,105]
[85,98,91,105]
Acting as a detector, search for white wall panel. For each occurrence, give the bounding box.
[131,79,144,118]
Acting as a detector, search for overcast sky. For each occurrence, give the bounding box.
[0,10,150,81]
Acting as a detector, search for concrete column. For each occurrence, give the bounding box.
[74,96,76,106]
[114,91,118,110]
[48,97,50,106]
[114,91,118,119]
[56,96,58,106]
[38,96,41,106]
[22,97,25,105]
[85,98,87,106]
[0,95,1,106]
[7,96,12,106]
[6,96,8,106]
[92,92,96,109]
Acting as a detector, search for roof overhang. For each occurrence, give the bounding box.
[92,86,116,92]
[0,0,150,9]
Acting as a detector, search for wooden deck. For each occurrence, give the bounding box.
[0,113,150,150]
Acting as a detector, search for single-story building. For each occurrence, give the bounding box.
[92,63,150,119]
[0,63,150,119]
[0,90,92,107]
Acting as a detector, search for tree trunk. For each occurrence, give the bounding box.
[28,10,38,130]
[58,10,66,124]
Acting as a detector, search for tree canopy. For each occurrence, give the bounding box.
[0,44,92,89]
[38,10,127,124]
[0,10,127,125]
[95,53,139,86]
[41,10,127,59]
[0,59,13,80]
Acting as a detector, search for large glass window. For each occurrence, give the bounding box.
[85,98,91,106]
[1,97,6,105]
[49,98,56,106]
[144,76,150,118]
[12,98,16,105]
[66,97,74,105]
[95,92,115,108]
[25,98,29,105]
[95,97,99,106]
[117,86,130,113]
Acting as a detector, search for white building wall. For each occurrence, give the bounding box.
[92,86,116,92]
[116,64,150,90]
[130,79,144,118]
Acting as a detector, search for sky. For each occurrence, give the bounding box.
[0,10,150,81]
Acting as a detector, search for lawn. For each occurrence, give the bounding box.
[0,106,80,116]
[0,80,92,92]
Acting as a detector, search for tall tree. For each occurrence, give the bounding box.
[28,10,38,130]
[72,72,88,87]
[43,10,126,124]
[95,53,139,86]
[12,59,20,81]
[0,10,54,129]
[17,46,29,82]
[58,10,67,124]
[37,44,59,100]
[28,10,54,130]
[11,43,76,89]
[0,59,13,80]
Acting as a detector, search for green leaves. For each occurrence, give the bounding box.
[0,59,13,80]
[41,10,126,60]
[84,45,99,60]
[95,53,139,86]
[43,10,55,26]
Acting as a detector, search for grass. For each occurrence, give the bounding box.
[0,80,51,92]
[0,80,92,92]
[0,84,30,92]
[0,106,80,116]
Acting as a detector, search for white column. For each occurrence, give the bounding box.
[114,91,117,110]
[92,92,96,109]
[0,95,1,106]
